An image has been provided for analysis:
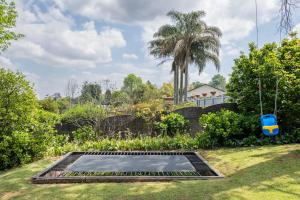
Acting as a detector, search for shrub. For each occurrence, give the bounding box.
[39,97,60,113]
[73,126,97,144]
[0,69,59,169]
[61,103,106,132]
[155,113,188,136]
[133,100,164,121]
[49,134,198,156]
[198,110,243,148]
[198,109,299,148]
[0,110,60,169]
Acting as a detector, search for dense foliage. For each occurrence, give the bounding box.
[155,113,188,136]
[198,109,299,148]
[61,103,107,133]
[227,38,300,133]
[47,134,198,156]
[80,81,102,104]
[39,96,70,114]
[73,126,97,144]
[0,69,59,169]
[0,69,37,135]
[209,74,226,90]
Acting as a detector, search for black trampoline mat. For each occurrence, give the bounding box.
[67,155,195,172]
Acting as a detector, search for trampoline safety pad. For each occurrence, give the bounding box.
[32,151,223,183]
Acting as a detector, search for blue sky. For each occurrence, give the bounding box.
[1,0,300,98]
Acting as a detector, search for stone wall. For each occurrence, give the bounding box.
[57,103,238,136]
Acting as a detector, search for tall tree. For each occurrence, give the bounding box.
[121,74,144,103]
[191,81,205,90]
[80,81,102,103]
[160,82,174,97]
[209,74,226,90]
[0,0,23,51]
[149,10,221,104]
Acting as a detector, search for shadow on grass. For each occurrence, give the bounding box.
[0,145,299,200]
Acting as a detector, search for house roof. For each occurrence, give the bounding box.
[188,84,226,92]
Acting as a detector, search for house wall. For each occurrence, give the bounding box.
[187,85,225,98]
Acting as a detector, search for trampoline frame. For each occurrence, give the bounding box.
[32,151,223,183]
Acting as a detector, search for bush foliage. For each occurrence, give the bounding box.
[155,113,188,136]
[198,109,298,148]
[227,38,300,132]
[0,69,59,169]
[61,103,107,128]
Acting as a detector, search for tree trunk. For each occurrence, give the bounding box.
[184,61,189,102]
[179,68,184,103]
[173,62,179,104]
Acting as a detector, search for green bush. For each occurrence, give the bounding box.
[0,110,60,169]
[39,97,60,113]
[198,110,242,148]
[155,113,188,136]
[61,103,106,131]
[0,69,59,170]
[73,126,97,144]
[48,134,198,156]
[198,109,299,148]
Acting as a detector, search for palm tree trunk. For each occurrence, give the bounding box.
[184,60,189,102]
[173,69,176,104]
[173,62,179,104]
[179,68,184,103]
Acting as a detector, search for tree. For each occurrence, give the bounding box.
[0,68,37,136]
[0,69,59,169]
[111,91,129,106]
[80,81,102,104]
[149,10,221,104]
[0,0,23,51]
[227,38,300,132]
[190,81,204,90]
[143,81,161,102]
[103,89,112,105]
[160,82,174,97]
[121,74,144,103]
[209,74,226,90]
[279,0,298,34]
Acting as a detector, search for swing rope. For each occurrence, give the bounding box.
[255,0,279,116]
[258,77,263,115]
[255,0,264,115]
[274,76,279,115]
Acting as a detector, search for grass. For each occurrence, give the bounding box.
[1,144,300,200]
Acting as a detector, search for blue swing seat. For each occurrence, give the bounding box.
[260,114,279,136]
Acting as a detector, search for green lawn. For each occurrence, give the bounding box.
[1,144,300,200]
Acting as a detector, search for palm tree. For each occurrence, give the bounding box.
[149,10,221,103]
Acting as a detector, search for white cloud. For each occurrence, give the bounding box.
[54,0,278,45]
[122,53,138,60]
[0,56,15,70]
[6,4,126,69]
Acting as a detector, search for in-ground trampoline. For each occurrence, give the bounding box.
[32,151,223,183]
